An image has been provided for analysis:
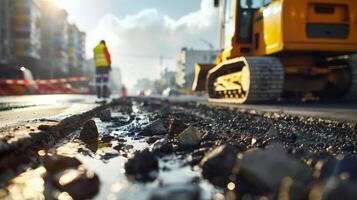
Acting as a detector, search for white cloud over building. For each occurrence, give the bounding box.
[86,0,219,89]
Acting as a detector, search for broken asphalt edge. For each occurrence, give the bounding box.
[0,100,119,182]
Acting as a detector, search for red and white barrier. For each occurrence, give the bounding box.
[0,76,91,95]
[0,76,91,85]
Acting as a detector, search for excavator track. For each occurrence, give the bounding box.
[347,55,357,99]
[207,57,284,103]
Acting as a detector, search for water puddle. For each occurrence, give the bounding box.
[0,103,219,200]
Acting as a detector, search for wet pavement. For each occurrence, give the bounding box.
[0,95,97,110]
[1,97,357,200]
[0,99,217,200]
[0,95,98,127]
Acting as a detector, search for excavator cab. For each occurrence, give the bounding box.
[193,0,357,103]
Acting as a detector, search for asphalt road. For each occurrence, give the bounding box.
[166,95,357,122]
[0,94,99,127]
[0,94,356,128]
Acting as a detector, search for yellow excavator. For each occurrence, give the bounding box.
[192,0,357,103]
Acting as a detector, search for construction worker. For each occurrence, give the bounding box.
[121,85,128,97]
[93,40,111,99]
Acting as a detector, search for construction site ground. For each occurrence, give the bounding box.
[0,96,356,200]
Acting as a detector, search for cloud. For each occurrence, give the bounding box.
[87,0,219,90]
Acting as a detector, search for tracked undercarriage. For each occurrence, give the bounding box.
[193,55,357,103]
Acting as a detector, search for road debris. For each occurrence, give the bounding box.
[177,126,203,148]
[139,119,167,136]
[200,145,238,186]
[43,155,82,175]
[1,97,357,200]
[124,149,159,181]
[79,120,99,152]
[98,109,111,122]
[150,137,173,156]
[236,144,312,193]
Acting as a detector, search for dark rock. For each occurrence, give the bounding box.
[43,155,82,175]
[122,144,134,151]
[79,120,99,152]
[101,135,115,143]
[38,124,52,131]
[99,109,111,122]
[150,138,173,156]
[111,115,132,126]
[149,184,200,200]
[139,119,166,136]
[79,120,99,144]
[161,166,170,171]
[101,153,119,160]
[125,149,159,178]
[200,145,238,186]
[113,144,124,152]
[319,156,357,182]
[114,144,134,152]
[52,168,100,199]
[177,126,203,148]
[168,118,188,137]
[116,138,127,143]
[236,144,312,193]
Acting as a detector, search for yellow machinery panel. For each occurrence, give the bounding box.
[222,0,357,57]
[193,0,357,103]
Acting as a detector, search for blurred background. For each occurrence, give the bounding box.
[0,0,219,96]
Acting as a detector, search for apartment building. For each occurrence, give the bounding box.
[0,0,86,78]
[68,24,86,76]
[176,47,219,89]
[0,0,11,64]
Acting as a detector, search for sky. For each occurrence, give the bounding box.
[52,0,220,90]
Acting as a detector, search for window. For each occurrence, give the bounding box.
[224,0,235,48]
[240,0,265,9]
[237,10,253,43]
[237,0,271,43]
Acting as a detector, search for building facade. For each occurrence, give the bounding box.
[161,69,177,89]
[41,5,69,77]
[68,24,86,76]
[0,0,86,79]
[40,1,86,78]
[0,0,42,69]
[176,47,219,89]
[0,0,11,65]
[13,0,42,60]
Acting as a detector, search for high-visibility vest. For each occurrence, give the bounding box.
[93,44,110,67]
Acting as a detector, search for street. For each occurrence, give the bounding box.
[2,94,355,128]
[0,95,98,127]
[0,96,356,200]
[166,95,357,122]
[2,0,357,199]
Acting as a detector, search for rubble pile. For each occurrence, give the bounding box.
[2,97,357,200]
[130,98,357,199]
